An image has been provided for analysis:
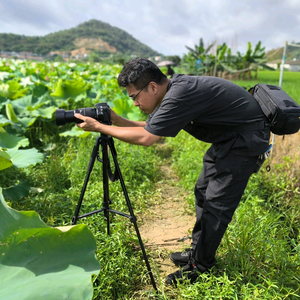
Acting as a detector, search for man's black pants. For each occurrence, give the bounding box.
[191,146,261,271]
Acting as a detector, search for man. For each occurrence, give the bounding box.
[166,64,175,78]
[75,58,270,285]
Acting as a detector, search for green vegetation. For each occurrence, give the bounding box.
[0,190,100,300]
[164,130,300,299]
[231,70,300,104]
[0,59,299,299]
[181,39,272,78]
[266,42,300,61]
[0,19,160,57]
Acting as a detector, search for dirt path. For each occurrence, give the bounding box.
[139,165,195,277]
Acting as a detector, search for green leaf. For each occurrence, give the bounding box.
[0,115,13,127]
[2,181,30,201]
[0,81,28,100]
[112,99,133,116]
[5,103,18,123]
[6,94,52,114]
[0,190,100,300]
[0,132,29,149]
[6,148,44,168]
[50,79,90,101]
[112,98,142,120]
[17,117,37,128]
[59,125,91,138]
[0,150,12,171]
[31,106,56,119]
[31,83,49,97]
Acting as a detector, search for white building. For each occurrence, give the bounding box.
[266,59,300,72]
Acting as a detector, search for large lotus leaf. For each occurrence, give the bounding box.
[0,190,100,300]
[30,106,56,119]
[50,79,91,101]
[0,81,28,100]
[112,98,133,117]
[31,83,49,97]
[112,98,142,120]
[2,181,30,201]
[5,94,53,115]
[5,103,18,122]
[0,150,12,171]
[59,125,91,138]
[18,116,37,128]
[0,132,29,149]
[6,148,44,168]
[127,111,143,121]
[0,114,13,127]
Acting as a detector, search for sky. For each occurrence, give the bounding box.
[0,0,299,57]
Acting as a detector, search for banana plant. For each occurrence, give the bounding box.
[183,38,216,75]
[237,41,266,79]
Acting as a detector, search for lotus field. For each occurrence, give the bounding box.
[0,59,299,299]
[0,59,146,299]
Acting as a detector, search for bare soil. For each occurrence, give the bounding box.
[138,165,195,277]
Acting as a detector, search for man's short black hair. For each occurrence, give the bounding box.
[118,58,168,90]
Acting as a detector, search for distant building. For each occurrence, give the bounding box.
[0,51,44,61]
[49,51,70,59]
[266,59,300,72]
[70,47,90,59]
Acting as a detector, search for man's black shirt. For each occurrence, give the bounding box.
[145,74,270,158]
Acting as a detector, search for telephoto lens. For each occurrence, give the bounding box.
[55,103,111,126]
[55,108,97,126]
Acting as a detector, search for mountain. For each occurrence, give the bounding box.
[0,19,160,57]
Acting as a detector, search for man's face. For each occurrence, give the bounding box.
[126,82,159,114]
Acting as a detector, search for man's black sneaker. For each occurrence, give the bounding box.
[170,248,193,266]
[165,263,200,286]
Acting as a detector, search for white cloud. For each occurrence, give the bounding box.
[286,0,300,7]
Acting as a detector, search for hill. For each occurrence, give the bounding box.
[266,42,300,61]
[0,19,160,57]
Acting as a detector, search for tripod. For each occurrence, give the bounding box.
[71,134,157,291]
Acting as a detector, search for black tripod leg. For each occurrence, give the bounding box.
[100,138,111,235]
[107,137,157,291]
[72,137,100,225]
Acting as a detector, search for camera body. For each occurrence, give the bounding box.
[56,103,112,126]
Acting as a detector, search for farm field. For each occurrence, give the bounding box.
[0,60,299,299]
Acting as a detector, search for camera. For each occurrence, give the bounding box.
[55,103,112,126]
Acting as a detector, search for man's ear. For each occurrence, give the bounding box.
[149,81,158,92]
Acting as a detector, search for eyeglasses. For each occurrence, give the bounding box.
[130,82,150,102]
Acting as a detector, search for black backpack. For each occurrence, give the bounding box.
[249,84,300,135]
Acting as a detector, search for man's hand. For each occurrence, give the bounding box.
[75,113,102,132]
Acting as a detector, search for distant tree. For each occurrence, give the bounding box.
[166,55,181,66]
[54,55,64,62]
[89,53,101,63]
[115,57,125,65]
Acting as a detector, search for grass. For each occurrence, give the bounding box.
[231,70,300,104]
[2,70,300,299]
[164,131,300,299]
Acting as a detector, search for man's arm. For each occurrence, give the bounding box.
[75,113,160,147]
[110,109,147,127]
